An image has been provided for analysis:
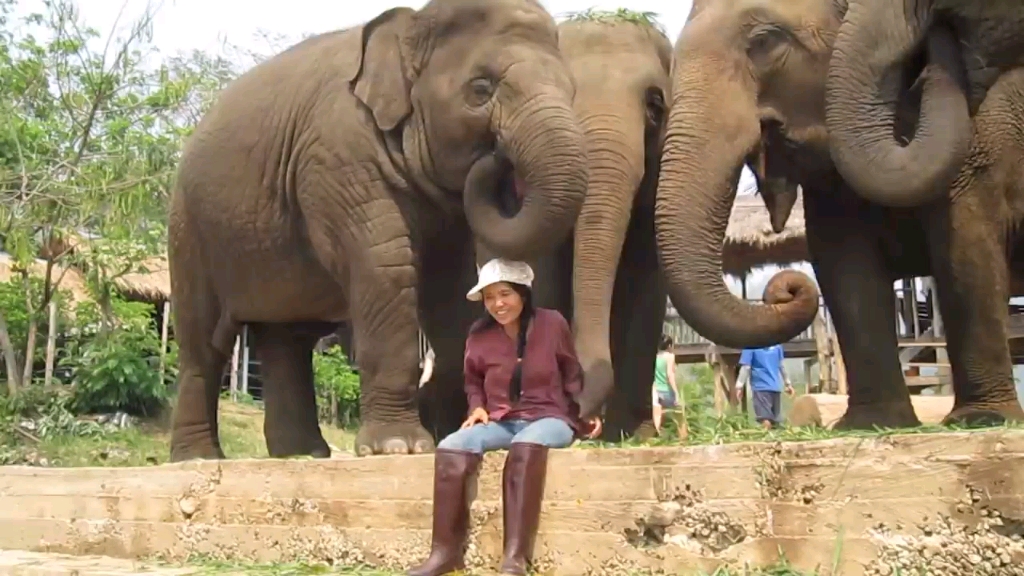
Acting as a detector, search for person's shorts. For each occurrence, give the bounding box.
[752,390,782,424]
[656,390,677,408]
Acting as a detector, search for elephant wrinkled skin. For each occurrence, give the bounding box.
[827,0,1024,207]
[656,0,1023,430]
[167,0,588,461]
[560,18,673,433]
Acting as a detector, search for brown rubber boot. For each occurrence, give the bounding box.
[407,448,482,576]
[499,442,549,575]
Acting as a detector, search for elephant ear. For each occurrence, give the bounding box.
[350,7,419,132]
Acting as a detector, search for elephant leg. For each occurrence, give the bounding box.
[923,197,1024,425]
[348,257,434,456]
[804,189,920,429]
[304,199,431,457]
[250,322,331,458]
[606,207,665,441]
[419,223,481,443]
[168,254,230,461]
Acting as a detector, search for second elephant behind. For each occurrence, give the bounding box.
[424,15,674,442]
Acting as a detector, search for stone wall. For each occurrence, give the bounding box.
[0,431,1022,575]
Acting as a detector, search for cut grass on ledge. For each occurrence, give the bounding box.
[179,557,823,575]
[578,410,1024,450]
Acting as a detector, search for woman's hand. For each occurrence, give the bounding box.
[584,416,603,439]
[461,407,489,429]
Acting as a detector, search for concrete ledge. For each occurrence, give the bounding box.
[1,431,1023,575]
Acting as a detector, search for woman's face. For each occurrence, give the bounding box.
[482,282,524,326]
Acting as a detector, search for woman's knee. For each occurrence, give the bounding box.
[512,418,574,448]
[437,429,483,453]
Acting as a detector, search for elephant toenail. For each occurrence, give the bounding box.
[383,439,409,454]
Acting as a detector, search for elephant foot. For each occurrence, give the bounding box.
[354,421,436,456]
[943,402,1024,428]
[169,439,226,462]
[267,431,332,459]
[833,399,922,431]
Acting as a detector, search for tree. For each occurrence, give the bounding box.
[0,0,236,392]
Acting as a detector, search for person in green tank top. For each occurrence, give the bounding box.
[652,334,683,437]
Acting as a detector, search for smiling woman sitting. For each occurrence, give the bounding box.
[408,258,602,576]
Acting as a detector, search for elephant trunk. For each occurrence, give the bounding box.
[464,88,588,262]
[571,110,645,419]
[825,1,971,208]
[655,55,819,349]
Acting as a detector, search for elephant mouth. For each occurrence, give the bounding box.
[493,155,526,217]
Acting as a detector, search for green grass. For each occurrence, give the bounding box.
[179,558,821,575]
[0,399,356,467]
[562,7,665,33]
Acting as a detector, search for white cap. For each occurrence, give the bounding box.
[466,258,534,301]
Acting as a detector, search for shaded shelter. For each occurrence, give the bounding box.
[0,252,92,306]
[721,191,808,278]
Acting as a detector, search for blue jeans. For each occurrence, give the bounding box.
[437,417,574,454]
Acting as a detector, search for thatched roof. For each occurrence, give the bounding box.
[0,252,92,305]
[113,256,170,303]
[722,192,808,276]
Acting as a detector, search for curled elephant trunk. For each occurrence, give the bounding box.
[825,1,971,207]
[655,55,819,349]
[571,111,646,418]
[464,92,588,263]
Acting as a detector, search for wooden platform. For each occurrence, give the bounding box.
[0,431,1022,575]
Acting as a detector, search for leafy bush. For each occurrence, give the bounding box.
[0,385,101,438]
[59,298,170,417]
[312,345,360,428]
[0,276,74,379]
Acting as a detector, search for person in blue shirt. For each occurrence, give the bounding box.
[735,344,794,429]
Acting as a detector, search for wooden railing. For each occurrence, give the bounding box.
[663,296,835,347]
[663,282,948,348]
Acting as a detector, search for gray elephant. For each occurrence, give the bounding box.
[167,0,589,461]
[826,0,1024,207]
[423,14,674,442]
[655,0,1022,430]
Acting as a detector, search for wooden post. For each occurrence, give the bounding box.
[158,301,171,380]
[707,347,727,416]
[927,278,951,394]
[811,313,831,393]
[44,301,58,389]
[240,325,250,395]
[832,331,848,395]
[230,335,240,401]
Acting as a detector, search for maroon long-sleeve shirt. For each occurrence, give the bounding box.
[464,308,584,432]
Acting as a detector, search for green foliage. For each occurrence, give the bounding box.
[0,276,72,375]
[0,385,103,464]
[563,8,665,32]
[312,346,360,428]
[59,297,170,417]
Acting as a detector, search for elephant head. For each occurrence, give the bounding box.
[825,0,993,208]
[350,0,588,261]
[655,0,825,350]
[556,17,672,417]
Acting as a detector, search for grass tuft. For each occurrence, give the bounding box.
[561,7,665,33]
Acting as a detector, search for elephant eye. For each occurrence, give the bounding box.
[747,26,789,57]
[467,77,496,107]
[645,87,666,127]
